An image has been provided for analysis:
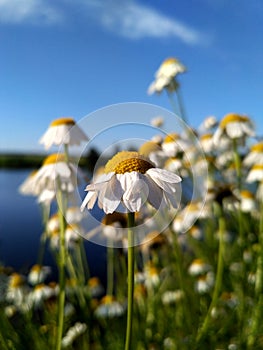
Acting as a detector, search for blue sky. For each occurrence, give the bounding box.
[0,0,263,154]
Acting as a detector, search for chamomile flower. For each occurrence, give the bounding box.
[213,113,254,145]
[19,170,38,196]
[147,57,186,95]
[95,295,125,318]
[28,264,51,285]
[243,142,263,167]
[188,258,211,276]
[81,151,182,214]
[31,154,78,195]
[195,271,214,294]
[39,117,88,150]
[199,115,218,131]
[155,57,186,80]
[246,164,263,183]
[150,116,164,127]
[200,133,214,153]
[161,290,184,305]
[6,273,30,310]
[240,190,256,212]
[161,133,187,157]
[29,283,54,306]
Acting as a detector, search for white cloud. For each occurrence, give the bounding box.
[0,0,62,24]
[82,0,207,45]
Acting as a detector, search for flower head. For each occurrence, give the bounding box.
[147,57,186,95]
[30,154,78,195]
[243,142,263,167]
[213,113,254,145]
[81,151,182,214]
[39,117,88,150]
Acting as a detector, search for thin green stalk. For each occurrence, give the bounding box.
[56,187,67,350]
[79,239,90,280]
[196,205,225,344]
[232,139,242,191]
[124,212,135,350]
[175,86,187,123]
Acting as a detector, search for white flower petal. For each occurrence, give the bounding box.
[226,123,243,138]
[144,176,164,209]
[122,173,149,212]
[102,176,123,214]
[147,168,181,193]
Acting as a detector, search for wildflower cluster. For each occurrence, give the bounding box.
[0,57,263,350]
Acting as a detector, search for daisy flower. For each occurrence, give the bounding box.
[246,164,263,183]
[213,113,254,145]
[81,151,182,214]
[39,117,88,150]
[199,115,218,131]
[31,154,78,194]
[243,142,263,167]
[147,57,186,95]
[150,116,164,127]
[95,295,125,318]
[28,264,51,285]
[200,133,214,153]
[240,190,256,212]
[188,258,211,276]
[155,57,186,79]
[161,133,188,157]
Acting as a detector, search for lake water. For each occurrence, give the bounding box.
[0,169,107,283]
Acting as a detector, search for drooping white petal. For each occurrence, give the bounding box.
[226,122,243,139]
[144,176,164,209]
[241,122,255,137]
[80,191,98,211]
[102,175,123,214]
[85,173,114,191]
[56,162,71,178]
[147,168,181,193]
[120,172,149,212]
[213,128,223,146]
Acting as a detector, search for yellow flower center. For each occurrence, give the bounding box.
[88,277,100,287]
[200,133,212,141]
[50,117,75,127]
[220,113,249,128]
[104,151,154,174]
[31,264,41,272]
[102,295,114,304]
[192,258,205,266]
[241,190,254,199]
[163,133,179,143]
[251,164,263,171]
[251,142,263,153]
[9,273,24,288]
[43,154,66,165]
[139,141,160,156]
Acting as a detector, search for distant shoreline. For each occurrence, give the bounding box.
[0,149,99,171]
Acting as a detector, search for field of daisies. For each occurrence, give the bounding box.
[1,58,263,350]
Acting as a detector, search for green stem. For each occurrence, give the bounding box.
[175,85,187,123]
[232,139,242,191]
[124,212,135,350]
[79,239,90,281]
[107,240,114,296]
[55,187,67,350]
[196,205,225,344]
